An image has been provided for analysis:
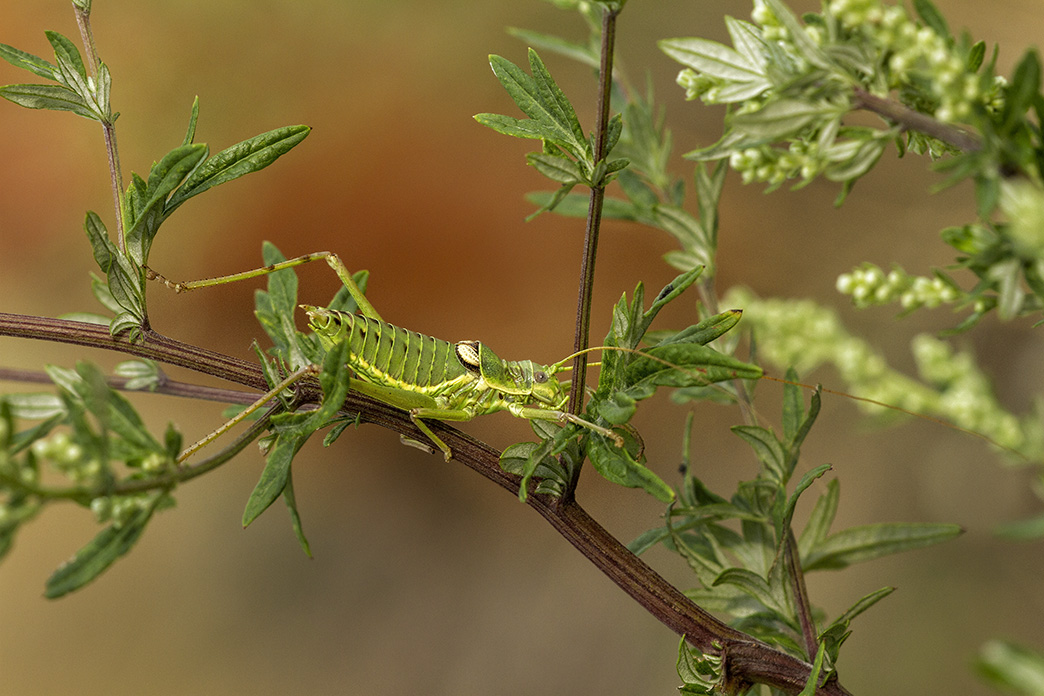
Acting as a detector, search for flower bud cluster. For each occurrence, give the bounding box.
[728,141,822,187]
[723,288,1041,458]
[826,0,993,123]
[90,494,152,528]
[836,263,961,310]
[30,431,105,487]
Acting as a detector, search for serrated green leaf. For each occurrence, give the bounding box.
[587,435,674,502]
[44,495,165,598]
[0,42,58,80]
[659,37,764,83]
[0,83,95,119]
[804,522,963,571]
[478,51,590,163]
[167,125,311,211]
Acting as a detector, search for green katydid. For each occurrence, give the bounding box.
[147,250,627,461]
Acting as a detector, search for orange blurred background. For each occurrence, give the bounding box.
[1,1,1042,694]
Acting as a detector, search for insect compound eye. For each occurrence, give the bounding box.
[534,371,548,384]
[456,341,482,372]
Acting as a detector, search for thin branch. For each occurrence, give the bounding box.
[567,6,619,417]
[1,310,852,694]
[786,530,819,660]
[852,87,982,152]
[74,4,126,249]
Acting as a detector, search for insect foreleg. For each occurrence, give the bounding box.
[507,404,624,447]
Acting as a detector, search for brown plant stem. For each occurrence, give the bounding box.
[567,6,620,419]
[852,86,982,152]
[0,311,851,694]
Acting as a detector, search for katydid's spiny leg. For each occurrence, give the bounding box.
[145,251,382,321]
[176,364,320,463]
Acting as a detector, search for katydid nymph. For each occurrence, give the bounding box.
[147,250,626,462]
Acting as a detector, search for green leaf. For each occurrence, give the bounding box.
[476,50,589,163]
[731,99,835,140]
[125,143,208,266]
[587,435,674,503]
[798,478,839,558]
[242,430,300,528]
[651,309,743,347]
[659,37,764,83]
[0,83,94,119]
[913,0,951,40]
[282,468,312,557]
[763,0,833,70]
[45,31,87,82]
[45,495,166,598]
[976,641,1044,696]
[167,125,311,212]
[804,522,963,571]
[712,567,787,615]
[724,17,769,73]
[182,96,200,146]
[0,42,58,80]
[527,152,583,183]
[779,464,831,535]
[797,642,828,696]
[506,27,598,69]
[733,425,785,482]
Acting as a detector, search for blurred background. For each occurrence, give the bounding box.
[1,1,1042,694]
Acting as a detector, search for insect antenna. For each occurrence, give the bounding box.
[548,345,1030,461]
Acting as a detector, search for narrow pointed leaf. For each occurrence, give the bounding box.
[45,497,163,598]
[0,43,58,80]
[804,522,963,571]
[167,125,311,211]
[659,37,763,82]
[0,83,94,119]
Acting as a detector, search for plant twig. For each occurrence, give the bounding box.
[567,6,619,417]
[0,310,852,695]
[73,3,126,249]
[852,87,982,152]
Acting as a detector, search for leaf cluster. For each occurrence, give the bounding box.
[633,381,959,687]
[0,362,181,596]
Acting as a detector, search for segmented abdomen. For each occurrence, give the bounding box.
[335,313,471,395]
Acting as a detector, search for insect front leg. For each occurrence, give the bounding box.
[507,404,624,447]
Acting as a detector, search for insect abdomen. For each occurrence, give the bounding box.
[341,314,469,393]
